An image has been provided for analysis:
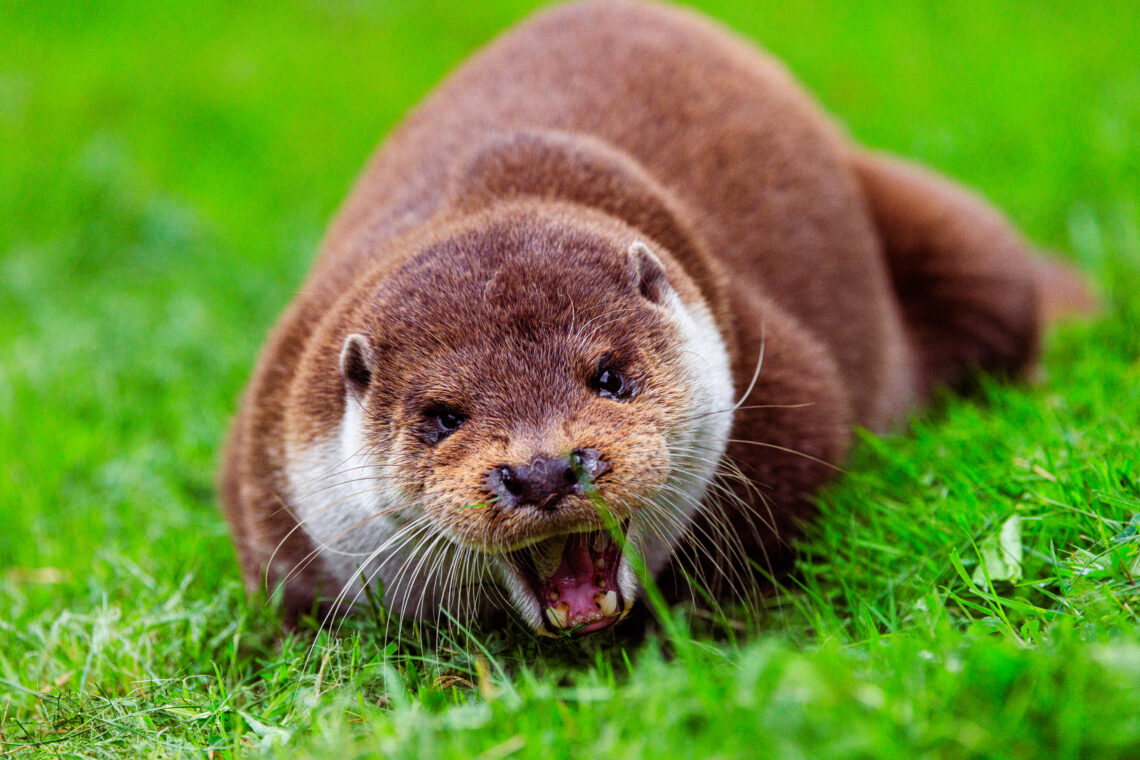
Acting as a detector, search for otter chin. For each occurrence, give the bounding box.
[220,1,1089,637]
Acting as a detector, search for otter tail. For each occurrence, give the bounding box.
[849,149,1098,396]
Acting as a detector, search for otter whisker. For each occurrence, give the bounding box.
[332,515,437,647]
[285,441,384,491]
[269,489,395,595]
[675,402,815,425]
[261,467,402,547]
[663,449,785,556]
[646,481,755,602]
[391,528,453,632]
[629,489,744,617]
[418,534,465,627]
[269,488,419,595]
[735,322,767,408]
[666,451,775,524]
[640,443,783,602]
[363,518,441,645]
[301,515,435,672]
[323,514,433,627]
[444,546,473,636]
[669,437,832,582]
[289,474,404,509]
[685,436,846,474]
[640,483,758,617]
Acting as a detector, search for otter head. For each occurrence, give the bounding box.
[325,209,733,636]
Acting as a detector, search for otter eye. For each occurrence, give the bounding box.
[424,405,465,443]
[592,363,632,400]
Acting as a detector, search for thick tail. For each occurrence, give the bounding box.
[849,149,1096,396]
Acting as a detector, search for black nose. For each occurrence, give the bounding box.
[487,448,608,510]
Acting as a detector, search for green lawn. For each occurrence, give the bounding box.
[2,1,1139,757]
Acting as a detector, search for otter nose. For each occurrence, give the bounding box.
[488,448,608,510]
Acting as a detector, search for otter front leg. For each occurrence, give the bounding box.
[850,151,1048,396]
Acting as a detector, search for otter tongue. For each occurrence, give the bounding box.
[547,532,603,621]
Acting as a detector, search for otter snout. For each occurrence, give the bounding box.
[486,448,609,510]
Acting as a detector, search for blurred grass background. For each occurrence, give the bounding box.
[2,1,1140,757]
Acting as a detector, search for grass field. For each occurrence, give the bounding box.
[3,0,1140,757]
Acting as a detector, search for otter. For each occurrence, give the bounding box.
[219,1,1089,636]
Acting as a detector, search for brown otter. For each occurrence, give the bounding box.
[219,1,1090,636]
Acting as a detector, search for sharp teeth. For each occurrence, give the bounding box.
[593,531,609,552]
[530,535,567,578]
[596,590,618,616]
[545,603,570,629]
[594,557,605,570]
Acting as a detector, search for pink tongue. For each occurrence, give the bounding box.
[548,533,601,621]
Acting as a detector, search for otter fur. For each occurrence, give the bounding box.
[220,1,1089,636]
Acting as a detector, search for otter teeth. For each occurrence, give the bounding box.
[546,603,570,629]
[530,535,567,578]
[595,590,618,616]
[593,531,610,552]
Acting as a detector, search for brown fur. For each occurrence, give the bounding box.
[220,1,1086,624]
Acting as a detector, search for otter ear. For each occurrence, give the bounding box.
[339,333,375,394]
[628,240,671,305]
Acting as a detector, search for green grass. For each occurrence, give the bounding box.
[3,0,1140,757]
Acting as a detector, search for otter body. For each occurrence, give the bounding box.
[221,2,1065,635]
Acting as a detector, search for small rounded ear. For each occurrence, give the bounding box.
[628,240,671,305]
[339,333,375,393]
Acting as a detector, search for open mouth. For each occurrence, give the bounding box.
[510,523,629,636]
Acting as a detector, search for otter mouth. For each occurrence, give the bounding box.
[510,523,629,636]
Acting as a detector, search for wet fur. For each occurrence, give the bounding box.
[220,1,1086,628]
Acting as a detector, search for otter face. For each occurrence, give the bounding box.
[300,216,733,636]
